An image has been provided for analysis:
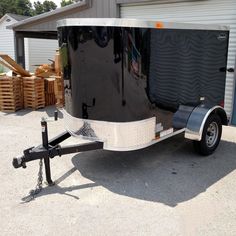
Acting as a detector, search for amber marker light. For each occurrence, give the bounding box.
[156,21,164,29]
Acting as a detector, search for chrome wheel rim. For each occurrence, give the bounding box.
[206,121,219,148]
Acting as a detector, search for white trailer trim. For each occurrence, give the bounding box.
[57,18,229,31]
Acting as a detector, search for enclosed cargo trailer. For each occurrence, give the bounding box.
[13,19,229,190]
[58,18,229,153]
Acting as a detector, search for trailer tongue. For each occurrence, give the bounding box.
[13,114,103,186]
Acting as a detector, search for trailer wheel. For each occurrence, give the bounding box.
[193,114,222,156]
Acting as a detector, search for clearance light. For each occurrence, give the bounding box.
[156,22,164,29]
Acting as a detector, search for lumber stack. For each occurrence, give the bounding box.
[54,76,64,108]
[35,64,55,78]
[23,76,45,110]
[54,51,64,107]
[55,50,61,75]
[45,78,56,106]
[0,76,23,112]
[0,51,64,112]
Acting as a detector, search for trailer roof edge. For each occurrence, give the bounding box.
[57,18,229,31]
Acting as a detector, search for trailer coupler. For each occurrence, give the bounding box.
[12,116,103,185]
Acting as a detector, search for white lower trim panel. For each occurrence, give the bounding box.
[62,109,156,151]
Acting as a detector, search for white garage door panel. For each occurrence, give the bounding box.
[121,0,236,117]
[24,38,58,73]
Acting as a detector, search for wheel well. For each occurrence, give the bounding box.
[210,108,228,126]
[185,105,228,141]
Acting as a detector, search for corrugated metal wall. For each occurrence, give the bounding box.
[120,0,236,118]
[70,0,117,18]
[21,0,118,72]
[19,0,118,32]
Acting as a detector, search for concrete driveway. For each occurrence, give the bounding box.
[1,106,236,236]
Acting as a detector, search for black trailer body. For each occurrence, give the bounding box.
[58,22,229,120]
[57,19,229,152]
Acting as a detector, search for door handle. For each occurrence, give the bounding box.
[219,67,234,73]
[227,68,234,73]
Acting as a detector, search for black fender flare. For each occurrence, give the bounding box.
[185,105,228,141]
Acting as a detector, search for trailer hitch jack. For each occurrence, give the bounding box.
[13,116,103,185]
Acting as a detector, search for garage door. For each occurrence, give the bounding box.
[120,0,236,121]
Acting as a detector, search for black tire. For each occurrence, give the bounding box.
[193,114,222,156]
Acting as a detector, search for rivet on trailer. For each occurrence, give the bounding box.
[13,18,230,193]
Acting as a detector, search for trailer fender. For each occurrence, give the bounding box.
[185,105,228,141]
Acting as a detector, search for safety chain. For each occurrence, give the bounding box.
[22,159,43,202]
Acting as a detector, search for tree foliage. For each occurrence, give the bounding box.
[33,1,57,15]
[60,0,75,7]
[15,0,32,16]
[0,0,58,18]
[0,0,15,18]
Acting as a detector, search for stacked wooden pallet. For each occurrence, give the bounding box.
[23,76,45,110]
[0,52,64,112]
[44,78,56,106]
[0,76,23,112]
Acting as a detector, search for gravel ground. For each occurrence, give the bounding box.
[0,106,236,236]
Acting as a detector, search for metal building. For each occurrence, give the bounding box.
[9,0,236,124]
[0,13,58,72]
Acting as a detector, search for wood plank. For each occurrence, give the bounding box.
[0,54,30,77]
[0,60,18,74]
[54,51,61,75]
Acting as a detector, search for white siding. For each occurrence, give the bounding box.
[25,38,58,72]
[0,16,17,71]
[121,0,236,118]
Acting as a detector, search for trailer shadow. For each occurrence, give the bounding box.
[3,106,63,118]
[69,134,236,207]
